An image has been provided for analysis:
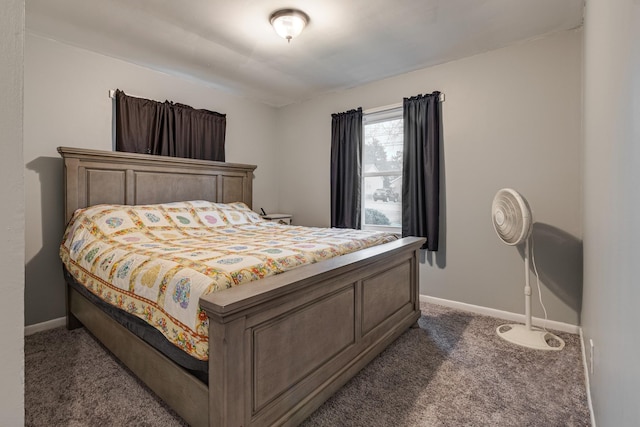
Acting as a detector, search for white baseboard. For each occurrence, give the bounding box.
[579,329,597,427]
[419,295,580,334]
[24,316,66,336]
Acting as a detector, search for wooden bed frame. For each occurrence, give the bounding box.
[58,146,424,427]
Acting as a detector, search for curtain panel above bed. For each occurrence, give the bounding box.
[115,89,226,161]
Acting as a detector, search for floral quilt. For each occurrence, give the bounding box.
[60,201,397,360]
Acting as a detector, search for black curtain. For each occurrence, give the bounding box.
[402,92,441,250]
[115,90,226,161]
[330,108,362,229]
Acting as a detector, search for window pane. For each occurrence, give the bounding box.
[362,108,403,230]
[363,175,402,228]
[363,117,403,173]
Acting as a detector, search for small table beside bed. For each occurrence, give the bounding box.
[57,146,425,427]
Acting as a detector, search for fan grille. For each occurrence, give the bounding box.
[492,189,531,245]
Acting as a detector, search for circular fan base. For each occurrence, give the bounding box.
[496,324,565,351]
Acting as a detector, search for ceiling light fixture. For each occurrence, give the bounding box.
[270,9,309,43]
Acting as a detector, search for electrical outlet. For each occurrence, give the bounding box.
[589,339,595,374]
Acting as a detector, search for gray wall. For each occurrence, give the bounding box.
[582,0,640,424]
[277,30,583,325]
[0,0,25,424]
[24,31,584,328]
[24,35,280,325]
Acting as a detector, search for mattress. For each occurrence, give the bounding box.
[60,201,397,361]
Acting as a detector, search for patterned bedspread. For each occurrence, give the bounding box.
[60,201,397,360]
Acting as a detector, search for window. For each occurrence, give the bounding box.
[362,107,403,231]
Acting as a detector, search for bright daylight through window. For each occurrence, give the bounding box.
[362,107,403,231]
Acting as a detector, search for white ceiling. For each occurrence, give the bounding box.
[26,0,584,107]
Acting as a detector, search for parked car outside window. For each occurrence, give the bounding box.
[372,188,399,202]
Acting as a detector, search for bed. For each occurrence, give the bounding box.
[58,146,425,427]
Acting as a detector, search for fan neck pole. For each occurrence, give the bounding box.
[524,238,532,330]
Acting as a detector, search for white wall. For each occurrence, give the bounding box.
[582,0,640,424]
[24,34,280,325]
[278,30,583,325]
[0,0,25,424]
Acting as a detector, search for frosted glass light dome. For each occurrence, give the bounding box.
[270,9,309,42]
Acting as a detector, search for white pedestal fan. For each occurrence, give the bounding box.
[492,188,565,351]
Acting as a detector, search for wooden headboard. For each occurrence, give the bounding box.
[58,147,256,224]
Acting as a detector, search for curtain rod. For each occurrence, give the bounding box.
[110,90,445,107]
[364,93,445,115]
[108,89,148,99]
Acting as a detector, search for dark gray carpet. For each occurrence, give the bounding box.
[25,302,591,426]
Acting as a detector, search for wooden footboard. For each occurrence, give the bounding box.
[66,235,423,427]
[201,236,424,426]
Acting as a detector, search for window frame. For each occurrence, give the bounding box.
[361,106,403,233]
